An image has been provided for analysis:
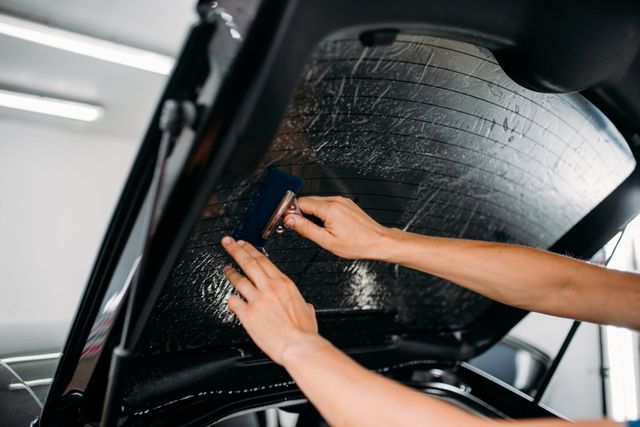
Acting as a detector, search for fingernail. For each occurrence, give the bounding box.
[222,236,233,245]
[237,240,246,247]
[285,216,295,226]
[223,264,232,271]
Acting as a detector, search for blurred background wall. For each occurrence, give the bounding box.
[0,0,195,353]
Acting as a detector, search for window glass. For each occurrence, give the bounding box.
[140,35,635,355]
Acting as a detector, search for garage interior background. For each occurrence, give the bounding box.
[0,0,637,422]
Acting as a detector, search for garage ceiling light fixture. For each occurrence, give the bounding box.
[0,13,174,75]
[0,89,103,122]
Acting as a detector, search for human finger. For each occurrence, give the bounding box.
[227,294,248,321]
[237,240,283,278]
[224,265,258,301]
[221,236,269,284]
[297,196,333,221]
[285,214,330,245]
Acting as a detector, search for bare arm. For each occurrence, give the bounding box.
[382,228,640,329]
[283,335,483,427]
[284,336,618,427]
[284,196,640,330]
[220,236,621,427]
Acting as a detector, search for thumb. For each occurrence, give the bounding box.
[285,214,329,245]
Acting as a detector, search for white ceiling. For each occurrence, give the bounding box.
[0,0,197,139]
[0,0,196,55]
[0,1,198,355]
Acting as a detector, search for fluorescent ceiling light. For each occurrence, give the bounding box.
[0,13,174,75]
[0,89,103,122]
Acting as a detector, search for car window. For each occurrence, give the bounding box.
[138,35,635,355]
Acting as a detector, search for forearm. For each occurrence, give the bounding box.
[289,196,640,327]
[281,335,620,427]
[377,228,636,323]
[281,335,482,427]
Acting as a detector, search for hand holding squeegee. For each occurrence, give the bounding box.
[232,168,304,247]
[232,167,389,258]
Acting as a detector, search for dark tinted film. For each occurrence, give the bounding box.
[140,35,634,355]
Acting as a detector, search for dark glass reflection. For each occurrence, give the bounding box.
[140,35,635,355]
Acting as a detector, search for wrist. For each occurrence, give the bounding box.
[280,333,331,367]
[371,226,408,263]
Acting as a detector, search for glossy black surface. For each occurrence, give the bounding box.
[139,35,633,357]
[121,361,559,425]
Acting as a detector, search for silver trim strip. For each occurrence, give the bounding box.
[1,352,61,364]
[8,378,53,390]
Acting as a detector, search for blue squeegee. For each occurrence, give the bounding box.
[233,168,304,247]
